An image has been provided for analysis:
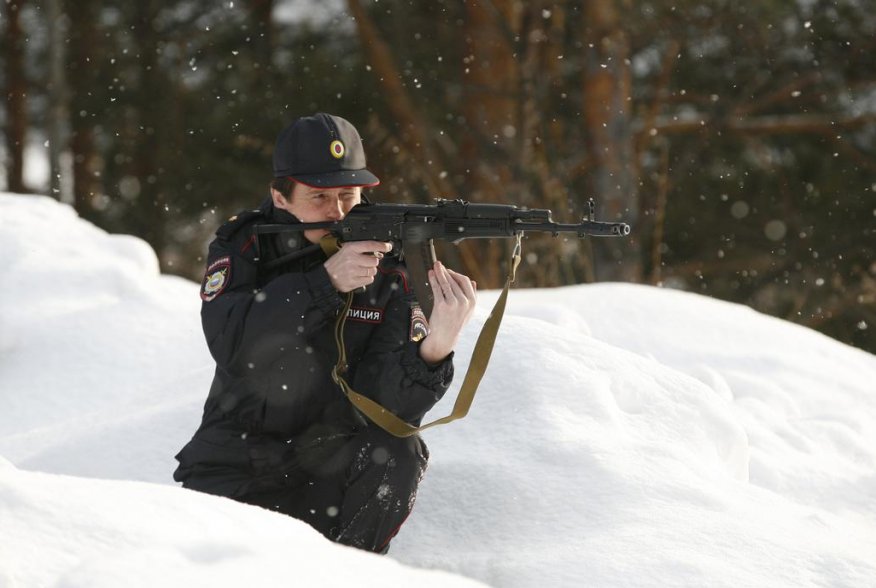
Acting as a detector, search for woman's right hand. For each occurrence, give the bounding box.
[323,241,393,293]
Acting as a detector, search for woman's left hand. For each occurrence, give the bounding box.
[418,261,477,364]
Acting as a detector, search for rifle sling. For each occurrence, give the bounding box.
[330,235,522,438]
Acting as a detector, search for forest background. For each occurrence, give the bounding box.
[2,0,874,353]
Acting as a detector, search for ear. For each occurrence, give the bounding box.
[270,187,289,209]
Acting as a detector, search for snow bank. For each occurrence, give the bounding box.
[0,456,484,587]
[2,193,875,587]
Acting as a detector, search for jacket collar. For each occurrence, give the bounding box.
[260,196,300,225]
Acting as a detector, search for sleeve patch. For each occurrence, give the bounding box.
[201,256,231,302]
[410,304,429,342]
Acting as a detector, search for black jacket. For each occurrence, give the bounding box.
[173,198,453,496]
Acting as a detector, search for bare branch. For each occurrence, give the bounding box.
[643,112,876,136]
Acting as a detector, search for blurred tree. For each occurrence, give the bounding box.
[4,0,874,353]
[345,0,874,351]
[628,0,876,351]
[46,0,68,200]
[130,0,171,254]
[248,0,275,73]
[65,0,100,219]
[1,0,27,193]
[582,0,641,281]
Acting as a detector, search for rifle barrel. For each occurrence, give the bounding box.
[514,220,631,237]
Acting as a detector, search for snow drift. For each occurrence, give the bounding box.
[1,193,874,587]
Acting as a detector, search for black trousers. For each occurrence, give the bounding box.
[240,427,429,553]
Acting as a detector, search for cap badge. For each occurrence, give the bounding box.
[329,140,345,159]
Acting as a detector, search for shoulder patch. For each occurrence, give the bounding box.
[410,304,429,342]
[201,256,231,302]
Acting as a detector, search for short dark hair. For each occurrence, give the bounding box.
[270,177,295,199]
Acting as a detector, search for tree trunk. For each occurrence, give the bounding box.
[582,0,642,282]
[2,0,27,194]
[515,2,597,286]
[459,0,521,288]
[461,0,519,186]
[248,0,274,75]
[66,0,100,218]
[346,0,451,197]
[133,0,166,255]
[47,0,69,201]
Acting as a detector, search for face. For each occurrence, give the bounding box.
[273,182,362,244]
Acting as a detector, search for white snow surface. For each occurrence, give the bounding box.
[1,193,875,587]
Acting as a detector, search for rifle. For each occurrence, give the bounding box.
[254,198,630,438]
[255,198,630,317]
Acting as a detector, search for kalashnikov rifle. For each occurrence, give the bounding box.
[255,198,629,316]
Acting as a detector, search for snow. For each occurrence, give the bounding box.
[1,192,875,587]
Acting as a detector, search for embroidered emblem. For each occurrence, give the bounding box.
[201,256,231,302]
[329,140,345,159]
[346,306,384,324]
[410,304,429,342]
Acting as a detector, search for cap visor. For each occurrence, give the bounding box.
[289,169,380,189]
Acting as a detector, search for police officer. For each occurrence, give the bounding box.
[173,113,477,553]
